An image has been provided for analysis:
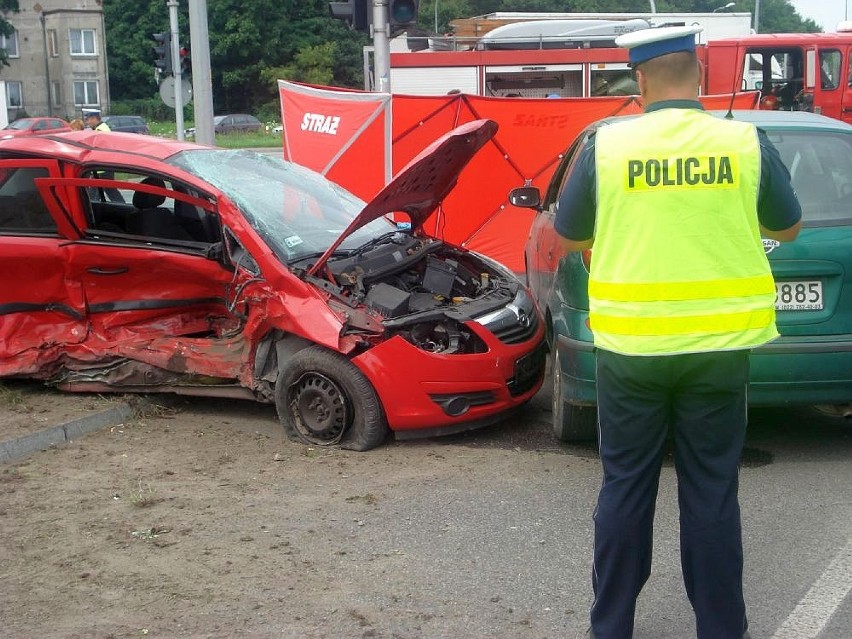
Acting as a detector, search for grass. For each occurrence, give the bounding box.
[129,478,161,508]
[148,120,284,148]
[0,383,24,407]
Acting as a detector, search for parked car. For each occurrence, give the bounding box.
[514,110,852,441]
[213,113,262,134]
[1,117,72,138]
[0,121,545,451]
[100,115,149,134]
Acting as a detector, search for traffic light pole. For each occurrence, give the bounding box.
[167,0,185,141]
[372,0,390,93]
[187,0,215,147]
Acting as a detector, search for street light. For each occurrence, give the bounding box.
[649,1,657,13]
[713,2,736,12]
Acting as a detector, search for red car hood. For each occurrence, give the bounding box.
[307,118,497,276]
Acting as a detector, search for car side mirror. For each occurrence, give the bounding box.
[508,186,541,209]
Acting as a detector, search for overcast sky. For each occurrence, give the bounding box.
[787,0,848,31]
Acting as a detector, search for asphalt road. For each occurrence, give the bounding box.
[3,374,850,638]
[209,378,852,639]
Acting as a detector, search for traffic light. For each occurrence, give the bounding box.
[179,47,190,76]
[388,0,419,34]
[329,0,370,32]
[152,32,173,76]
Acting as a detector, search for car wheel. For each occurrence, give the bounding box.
[275,346,388,451]
[551,349,597,442]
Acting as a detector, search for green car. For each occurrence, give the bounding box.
[516,110,852,441]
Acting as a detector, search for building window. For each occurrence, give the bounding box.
[73,80,99,106]
[0,31,19,58]
[69,28,96,56]
[51,81,62,107]
[6,81,23,108]
[48,29,59,57]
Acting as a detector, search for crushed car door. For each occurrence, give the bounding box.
[0,159,88,377]
[35,173,250,384]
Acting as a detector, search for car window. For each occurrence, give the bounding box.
[768,129,852,224]
[0,166,56,233]
[6,119,32,131]
[167,148,392,263]
[543,128,594,210]
[80,169,220,246]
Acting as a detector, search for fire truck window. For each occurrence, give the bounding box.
[819,50,841,90]
[590,70,638,96]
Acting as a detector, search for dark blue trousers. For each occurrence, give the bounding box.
[590,348,750,639]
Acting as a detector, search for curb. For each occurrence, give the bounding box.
[0,401,140,464]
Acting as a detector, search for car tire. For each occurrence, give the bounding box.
[551,349,597,442]
[275,346,388,451]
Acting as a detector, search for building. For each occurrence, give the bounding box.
[1,0,108,123]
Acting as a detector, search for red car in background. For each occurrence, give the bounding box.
[0,121,545,451]
[1,117,72,138]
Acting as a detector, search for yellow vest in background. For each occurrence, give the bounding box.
[590,108,778,355]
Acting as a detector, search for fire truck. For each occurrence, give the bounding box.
[703,29,852,123]
[389,12,751,98]
[388,13,852,125]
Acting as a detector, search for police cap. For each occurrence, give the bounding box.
[615,25,703,67]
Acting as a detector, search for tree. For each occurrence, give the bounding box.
[104,0,366,112]
[103,0,822,113]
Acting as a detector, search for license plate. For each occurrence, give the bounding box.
[775,280,823,310]
[509,342,546,396]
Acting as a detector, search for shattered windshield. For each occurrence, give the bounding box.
[167,149,394,262]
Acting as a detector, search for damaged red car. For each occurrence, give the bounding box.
[0,120,545,450]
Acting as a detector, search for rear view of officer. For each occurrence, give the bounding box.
[552,25,802,639]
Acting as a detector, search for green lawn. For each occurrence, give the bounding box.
[148,120,283,148]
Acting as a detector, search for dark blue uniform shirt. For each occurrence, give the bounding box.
[554,100,803,241]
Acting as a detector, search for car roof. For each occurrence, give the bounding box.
[716,109,852,131]
[593,108,852,134]
[0,129,203,162]
[597,109,852,131]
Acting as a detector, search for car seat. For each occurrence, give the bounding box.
[126,177,192,241]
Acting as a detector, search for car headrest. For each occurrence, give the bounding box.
[133,177,166,209]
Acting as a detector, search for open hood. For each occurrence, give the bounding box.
[307,119,497,276]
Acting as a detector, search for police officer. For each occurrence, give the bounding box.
[83,108,110,132]
[552,26,802,639]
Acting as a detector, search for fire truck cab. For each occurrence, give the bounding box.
[702,27,852,124]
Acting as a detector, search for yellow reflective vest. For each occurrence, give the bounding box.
[590,108,778,355]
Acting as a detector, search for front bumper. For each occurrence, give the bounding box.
[353,324,546,434]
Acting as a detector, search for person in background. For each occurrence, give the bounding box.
[552,25,802,639]
[83,109,110,132]
[69,118,85,131]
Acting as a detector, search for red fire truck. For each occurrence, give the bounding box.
[703,30,852,124]
[389,16,852,125]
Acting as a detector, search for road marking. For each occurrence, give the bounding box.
[771,537,852,639]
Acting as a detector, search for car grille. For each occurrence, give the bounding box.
[474,288,540,344]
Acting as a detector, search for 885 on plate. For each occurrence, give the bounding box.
[775,280,823,310]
